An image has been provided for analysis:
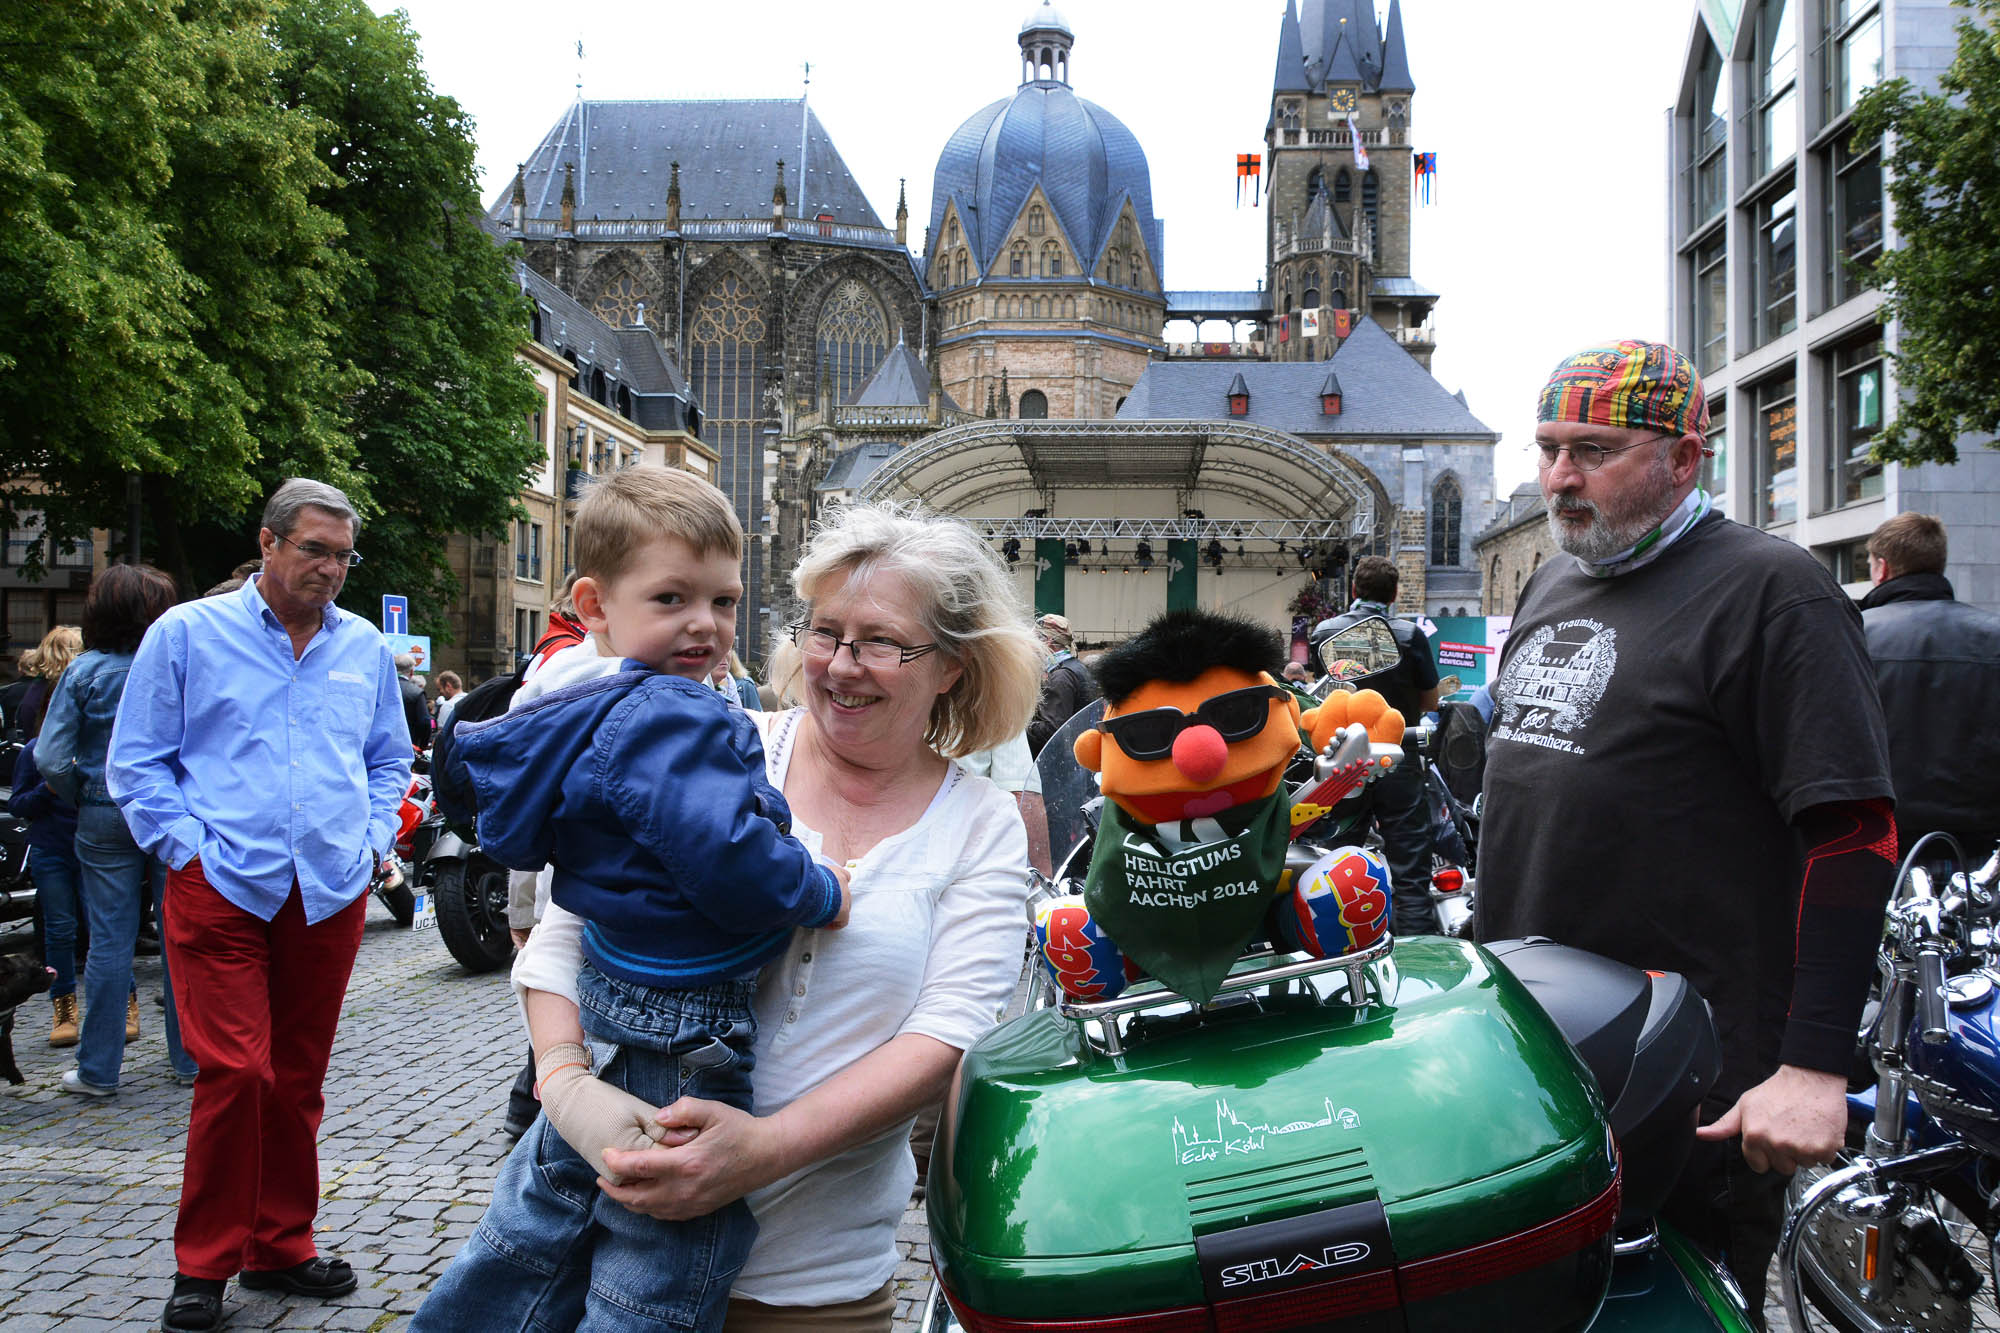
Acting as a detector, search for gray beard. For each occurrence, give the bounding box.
[1545,456,1679,562]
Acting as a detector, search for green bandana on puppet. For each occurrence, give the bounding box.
[1069,610,1305,1003]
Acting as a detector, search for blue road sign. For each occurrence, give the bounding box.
[382,595,408,636]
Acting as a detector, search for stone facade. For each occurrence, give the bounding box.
[1472,483,1555,618]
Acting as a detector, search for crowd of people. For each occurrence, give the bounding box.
[2,336,1995,1332]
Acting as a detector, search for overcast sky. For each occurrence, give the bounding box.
[376,0,1704,502]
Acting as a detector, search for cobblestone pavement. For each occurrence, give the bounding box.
[0,904,937,1333]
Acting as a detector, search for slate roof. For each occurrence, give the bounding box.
[1372,275,1439,300]
[516,261,701,436]
[1166,289,1273,317]
[817,441,901,493]
[1116,317,1493,439]
[490,99,884,227]
[929,67,1161,281]
[1285,0,1413,95]
[848,338,962,412]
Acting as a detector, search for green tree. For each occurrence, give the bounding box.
[0,0,357,574]
[1851,0,2000,466]
[263,0,540,633]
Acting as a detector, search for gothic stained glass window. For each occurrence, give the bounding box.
[815,279,890,409]
[1429,475,1463,566]
[594,270,646,327]
[687,271,768,644]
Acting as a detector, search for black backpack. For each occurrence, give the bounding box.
[430,669,526,841]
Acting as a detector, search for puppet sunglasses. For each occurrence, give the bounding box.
[1098,684,1292,761]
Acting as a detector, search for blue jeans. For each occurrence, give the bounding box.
[74,803,194,1085]
[412,968,758,1332]
[31,845,81,997]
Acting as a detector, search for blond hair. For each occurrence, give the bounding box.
[771,502,1040,757]
[572,465,742,587]
[19,625,81,680]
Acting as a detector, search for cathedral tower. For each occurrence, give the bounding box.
[926,2,1166,419]
[1264,0,1435,367]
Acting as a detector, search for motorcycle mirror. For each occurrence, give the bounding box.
[1034,698,1108,871]
[1315,615,1402,687]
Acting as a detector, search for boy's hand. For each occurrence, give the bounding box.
[825,861,853,929]
[534,1042,668,1183]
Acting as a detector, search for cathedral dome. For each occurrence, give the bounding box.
[927,13,1160,286]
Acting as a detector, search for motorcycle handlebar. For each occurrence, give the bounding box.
[1916,947,1950,1045]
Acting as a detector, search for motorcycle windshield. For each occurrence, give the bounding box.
[1036,698,1106,872]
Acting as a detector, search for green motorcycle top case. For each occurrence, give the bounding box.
[931,936,1621,1333]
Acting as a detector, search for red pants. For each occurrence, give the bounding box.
[163,861,367,1279]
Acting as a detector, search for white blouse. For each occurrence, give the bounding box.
[512,708,1029,1305]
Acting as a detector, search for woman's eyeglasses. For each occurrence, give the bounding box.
[1097,685,1292,761]
[788,621,939,669]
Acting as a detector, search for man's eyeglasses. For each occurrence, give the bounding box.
[1098,684,1292,762]
[274,534,364,567]
[788,621,939,669]
[1533,432,1675,472]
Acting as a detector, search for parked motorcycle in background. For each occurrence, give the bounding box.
[1779,833,2000,1332]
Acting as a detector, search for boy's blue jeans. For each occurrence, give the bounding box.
[413,967,758,1333]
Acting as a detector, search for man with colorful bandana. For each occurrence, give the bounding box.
[1476,341,1894,1318]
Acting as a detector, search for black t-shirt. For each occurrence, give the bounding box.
[1475,514,1892,1101]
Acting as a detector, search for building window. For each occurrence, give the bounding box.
[1334,168,1350,205]
[1693,234,1727,373]
[1703,396,1729,508]
[1429,476,1462,566]
[954,252,967,286]
[946,217,959,247]
[1019,389,1048,419]
[687,269,768,647]
[1754,183,1798,345]
[1028,206,1044,237]
[1824,536,1873,584]
[1754,371,1798,527]
[1823,333,1884,510]
[515,519,531,578]
[1302,266,1321,309]
[1753,0,1798,179]
[530,523,544,581]
[1823,135,1883,309]
[1361,171,1379,258]
[593,270,646,327]
[815,278,889,407]
[1042,243,1062,277]
[1128,253,1143,287]
[1823,1,1883,126]
[1689,37,1727,229]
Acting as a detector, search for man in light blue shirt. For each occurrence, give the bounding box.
[109,478,411,1332]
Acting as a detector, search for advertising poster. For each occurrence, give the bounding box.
[1419,616,1509,698]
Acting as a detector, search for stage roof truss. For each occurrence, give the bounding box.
[856,419,1375,538]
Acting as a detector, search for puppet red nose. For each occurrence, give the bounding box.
[1172,725,1229,784]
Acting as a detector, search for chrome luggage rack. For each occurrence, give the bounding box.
[1031,927,1395,1056]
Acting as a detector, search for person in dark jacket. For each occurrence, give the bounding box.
[1860,512,2000,853]
[11,738,81,1045]
[394,654,430,747]
[1027,614,1099,755]
[1309,556,1443,935]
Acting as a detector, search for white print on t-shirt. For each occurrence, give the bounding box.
[1490,618,1618,754]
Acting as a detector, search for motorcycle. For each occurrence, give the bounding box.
[921,617,1756,1333]
[415,799,515,975]
[1777,833,2000,1332]
[371,764,433,928]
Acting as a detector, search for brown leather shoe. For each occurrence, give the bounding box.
[126,993,141,1041]
[49,993,79,1048]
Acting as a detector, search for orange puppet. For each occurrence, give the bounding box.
[1072,610,1305,1002]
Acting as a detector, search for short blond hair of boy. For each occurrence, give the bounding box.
[572,466,743,587]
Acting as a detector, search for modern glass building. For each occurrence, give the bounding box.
[1666,0,2000,607]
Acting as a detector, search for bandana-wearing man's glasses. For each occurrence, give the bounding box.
[1533,432,1674,472]
[1098,685,1292,762]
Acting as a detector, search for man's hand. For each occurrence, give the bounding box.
[598,1097,784,1220]
[509,927,531,950]
[533,1042,668,1183]
[1695,1064,1848,1174]
[825,861,852,930]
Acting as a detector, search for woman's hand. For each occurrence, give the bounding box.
[596,1097,791,1220]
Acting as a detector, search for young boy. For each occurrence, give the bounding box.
[417,467,848,1332]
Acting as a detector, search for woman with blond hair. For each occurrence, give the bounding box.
[10,625,85,1045]
[468,502,1041,1332]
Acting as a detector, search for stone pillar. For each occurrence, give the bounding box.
[1394,507,1428,615]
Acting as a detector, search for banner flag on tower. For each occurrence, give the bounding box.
[1236,153,1262,207]
[1347,114,1370,172]
[1414,152,1438,205]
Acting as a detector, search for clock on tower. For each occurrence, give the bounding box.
[1327,86,1357,116]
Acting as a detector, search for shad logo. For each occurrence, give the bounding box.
[1218,1242,1372,1289]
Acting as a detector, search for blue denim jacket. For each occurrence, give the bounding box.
[37,650,135,807]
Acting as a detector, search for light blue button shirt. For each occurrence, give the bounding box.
[108,577,413,924]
